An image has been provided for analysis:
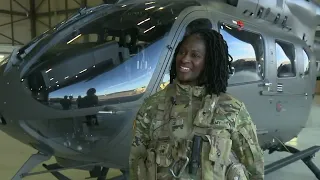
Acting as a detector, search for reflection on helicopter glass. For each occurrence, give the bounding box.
[22,1,200,111]
[219,23,264,84]
[302,49,310,76]
[19,1,201,153]
[276,40,296,78]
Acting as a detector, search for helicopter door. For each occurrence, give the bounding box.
[215,21,273,142]
[264,39,310,141]
[273,39,302,95]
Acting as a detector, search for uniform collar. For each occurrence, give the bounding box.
[173,80,206,98]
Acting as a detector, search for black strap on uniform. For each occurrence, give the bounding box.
[189,135,203,175]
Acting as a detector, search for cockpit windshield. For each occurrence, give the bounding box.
[23,0,200,107]
[17,4,110,62]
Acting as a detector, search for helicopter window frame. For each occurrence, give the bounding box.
[275,39,297,78]
[302,48,310,76]
[217,21,266,85]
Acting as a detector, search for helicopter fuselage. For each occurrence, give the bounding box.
[0,0,318,175]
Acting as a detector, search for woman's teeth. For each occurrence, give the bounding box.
[180,66,190,72]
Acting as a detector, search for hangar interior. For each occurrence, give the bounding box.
[1,0,320,180]
[0,0,104,63]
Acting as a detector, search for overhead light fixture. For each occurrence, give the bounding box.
[145,2,155,5]
[145,6,155,10]
[79,69,87,74]
[45,69,52,73]
[67,34,82,44]
[137,18,150,25]
[144,26,155,33]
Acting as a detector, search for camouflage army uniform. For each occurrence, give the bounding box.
[129,80,264,180]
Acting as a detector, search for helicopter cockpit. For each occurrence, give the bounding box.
[17,1,203,155]
[21,1,200,108]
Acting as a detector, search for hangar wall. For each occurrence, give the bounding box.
[0,0,104,46]
[0,0,31,45]
[36,0,103,36]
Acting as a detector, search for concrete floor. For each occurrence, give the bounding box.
[264,96,320,180]
[1,98,320,179]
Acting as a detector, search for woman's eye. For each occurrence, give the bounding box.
[192,53,199,58]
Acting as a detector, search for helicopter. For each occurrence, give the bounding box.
[0,0,320,179]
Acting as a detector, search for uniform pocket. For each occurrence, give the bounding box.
[137,158,147,180]
[155,104,165,121]
[201,135,233,180]
[155,141,173,167]
[206,135,232,166]
[146,149,157,180]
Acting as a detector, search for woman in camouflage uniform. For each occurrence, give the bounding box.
[129,28,264,180]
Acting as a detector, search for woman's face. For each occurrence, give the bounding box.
[175,34,206,85]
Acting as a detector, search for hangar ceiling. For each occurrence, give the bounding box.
[0,0,103,46]
[0,0,320,47]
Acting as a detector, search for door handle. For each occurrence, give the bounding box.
[258,82,272,87]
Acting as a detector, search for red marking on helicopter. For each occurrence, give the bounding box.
[276,102,282,112]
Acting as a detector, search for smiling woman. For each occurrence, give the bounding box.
[175,34,206,85]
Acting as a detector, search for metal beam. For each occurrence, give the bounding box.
[73,0,81,6]
[36,0,46,12]
[65,0,68,20]
[81,0,88,8]
[0,33,23,45]
[13,0,29,13]
[10,0,14,45]
[0,9,26,16]
[30,0,36,38]
[0,18,29,28]
[48,0,52,28]
[37,8,79,17]
[36,19,50,28]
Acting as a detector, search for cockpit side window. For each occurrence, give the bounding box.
[275,40,296,78]
[218,22,264,85]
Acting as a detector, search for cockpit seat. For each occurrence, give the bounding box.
[92,41,120,65]
[119,47,130,62]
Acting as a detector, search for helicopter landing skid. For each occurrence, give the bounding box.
[265,145,320,179]
[11,151,128,180]
[86,166,128,180]
[11,152,51,180]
